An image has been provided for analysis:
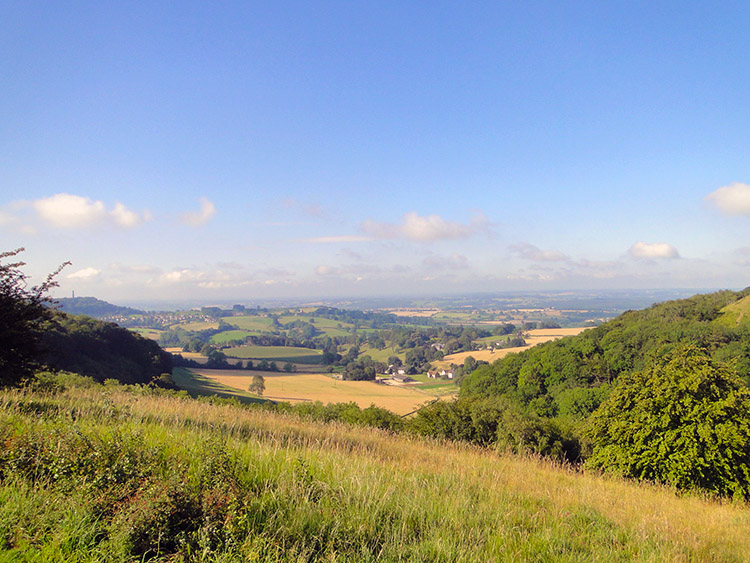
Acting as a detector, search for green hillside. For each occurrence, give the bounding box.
[713,294,750,327]
[2,380,749,561]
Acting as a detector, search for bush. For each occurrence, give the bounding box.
[0,249,68,387]
[586,345,750,498]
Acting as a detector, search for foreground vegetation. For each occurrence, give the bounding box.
[2,378,750,562]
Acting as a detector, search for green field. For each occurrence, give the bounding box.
[222,315,275,331]
[278,315,354,338]
[129,327,163,340]
[225,345,325,364]
[358,344,404,363]
[209,329,255,344]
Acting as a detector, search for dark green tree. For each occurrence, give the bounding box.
[587,346,750,498]
[0,249,68,387]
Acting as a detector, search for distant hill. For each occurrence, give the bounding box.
[54,296,144,318]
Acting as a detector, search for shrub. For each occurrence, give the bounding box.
[586,345,750,498]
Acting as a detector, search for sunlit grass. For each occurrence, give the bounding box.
[1,384,749,561]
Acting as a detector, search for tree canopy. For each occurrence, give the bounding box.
[586,346,750,498]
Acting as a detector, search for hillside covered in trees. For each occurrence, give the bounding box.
[413,288,750,497]
[461,288,750,417]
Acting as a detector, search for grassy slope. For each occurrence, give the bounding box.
[209,329,256,344]
[226,345,324,364]
[1,385,748,561]
[222,315,275,331]
[714,294,750,327]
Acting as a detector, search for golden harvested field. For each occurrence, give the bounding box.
[384,308,439,317]
[165,347,209,363]
[436,327,590,368]
[172,320,220,331]
[194,369,434,415]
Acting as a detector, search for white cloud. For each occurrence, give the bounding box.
[21,193,150,229]
[180,197,216,226]
[111,202,151,228]
[33,193,107,228]
[361,211,490,242]
[509,242,569,262]
[628,241,680,260]
[67,267,101,280]
[705,183,750,216]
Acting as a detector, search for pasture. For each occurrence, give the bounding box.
[130,327,163,340]
[225,345,325,364]
[193,368,435,415]
[172,320,219,331]
[209,329,255,344]
[278,315,354,338]
[222,315,275,331]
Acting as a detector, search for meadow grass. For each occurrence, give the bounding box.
[2,384,748,561]
[209,329,256,344]
[357,344,404,364]
[278,316,354,338]
[129,328,163,340]
[713,294,750,327]
[221,316,275,331]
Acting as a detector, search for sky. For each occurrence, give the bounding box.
[2,1,750,304]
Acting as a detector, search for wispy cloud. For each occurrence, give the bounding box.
[509,242,569,262]
[361,211,490,242]
[705,183,750,216]
[180,197,216,227]
[628,241,680,260]
[283,197,326,218]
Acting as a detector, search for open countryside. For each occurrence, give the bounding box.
[193,368,439,415]
[435,327,590,368]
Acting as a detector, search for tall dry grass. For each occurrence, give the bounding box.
[1,384,748,561]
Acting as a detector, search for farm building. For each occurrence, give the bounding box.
[391,374,415,384]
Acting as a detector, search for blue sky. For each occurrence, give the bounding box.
[2,2,750,302]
